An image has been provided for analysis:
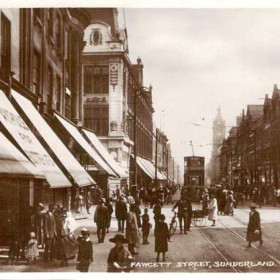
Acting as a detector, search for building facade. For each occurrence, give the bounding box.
[219,84,280,192]
[82,8,154,190]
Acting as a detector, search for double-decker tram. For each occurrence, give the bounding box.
[184,156,205,187]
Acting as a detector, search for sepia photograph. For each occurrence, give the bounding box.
[1,0,280,276]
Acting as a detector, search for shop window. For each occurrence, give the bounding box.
[32,51,40,95]
[84,65,109,94]
[0,12,11,81]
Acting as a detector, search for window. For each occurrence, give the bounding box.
[46,66,53,113]
[46,9,54,38]
[33,8,42,21]
[0,12,11,80]
[84,65,109,94]
[55,13,62,47]
[123,70,126,97]
[64,29,69,59]
[33,51,40,95]
[84,106,109,136]
[56,75,61,112]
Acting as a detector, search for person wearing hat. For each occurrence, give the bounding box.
[77,228,93,272]
[154,214,170,262]
[208,194,218,226]
[34,202,45,248]
[224,190,235,216]
[153,199,162,227]
[172,197,189,234]
[94,198,109,243]
[43,204,57,262]
[246,203,263,248]
[115,196,128,233]
[107,234,133,272]
[126,204,139,255]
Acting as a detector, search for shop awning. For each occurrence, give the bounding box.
[55,114,117,177]
[141,158,166,180]
[0,131,45,179]
[11,90,95,187]
[82,129,128,178]
[131,155,153,179]
[0,90,71,188]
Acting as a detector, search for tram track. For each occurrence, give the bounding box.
[197,227,242,273]
[217,217,280,266]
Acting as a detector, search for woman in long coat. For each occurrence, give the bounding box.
[224,191,235,215]
[125,204,139,255]
[208,195,218,226]
[246,204,263,248]
[154,214,170,262]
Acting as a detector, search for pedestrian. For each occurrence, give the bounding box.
[94,198,109,243]
[224,191,235,215]
[208,195,218,227]
[153,199,162,226]
[64,211,77,236]
[134,200,142,229]
[172,197,188,234]
[34,203,45,248]
[77,228,93,272]
[202,190,210,215]
[141,208,151,244]
[154,214,170,262]
[186,199,193,232]
[85,191,91,214]
[115,196,128,233]
[107,234,134,272]
[125,204,139,256]
[105,198,113,233]
[25,232,39,264]
[116,185,121,199]
[246,203,263,248]
[43,204,57,262]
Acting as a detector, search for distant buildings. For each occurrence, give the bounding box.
[219,84,280,189]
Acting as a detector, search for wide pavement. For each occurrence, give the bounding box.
[2,191,280,273]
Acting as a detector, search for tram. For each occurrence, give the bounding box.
[184,156,205,187]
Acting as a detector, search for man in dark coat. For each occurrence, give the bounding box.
[34,203,45,247]
[246,203,263,248]
[43,204,57,262]
[94,199,109,243]
[153,200,162,227]
[115,197,128,233]
[172,197,188,234]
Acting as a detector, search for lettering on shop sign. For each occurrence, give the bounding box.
[25,151,55,167]
[0,107,29,130]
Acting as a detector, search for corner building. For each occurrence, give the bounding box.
[82,9,154,192]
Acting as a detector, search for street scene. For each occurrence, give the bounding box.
[1,5,280,275]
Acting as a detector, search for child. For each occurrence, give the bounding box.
[25,232,39,264]
[77,228,93,272]
[141,208,150,244]
[154,214,170,262]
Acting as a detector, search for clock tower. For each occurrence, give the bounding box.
[210,107,226,184]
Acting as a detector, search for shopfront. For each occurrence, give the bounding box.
[0,131,45,245]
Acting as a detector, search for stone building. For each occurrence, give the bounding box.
[82,8,154,191]
[210,107,226,184]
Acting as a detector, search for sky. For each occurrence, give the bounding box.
[118,8,280,168]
